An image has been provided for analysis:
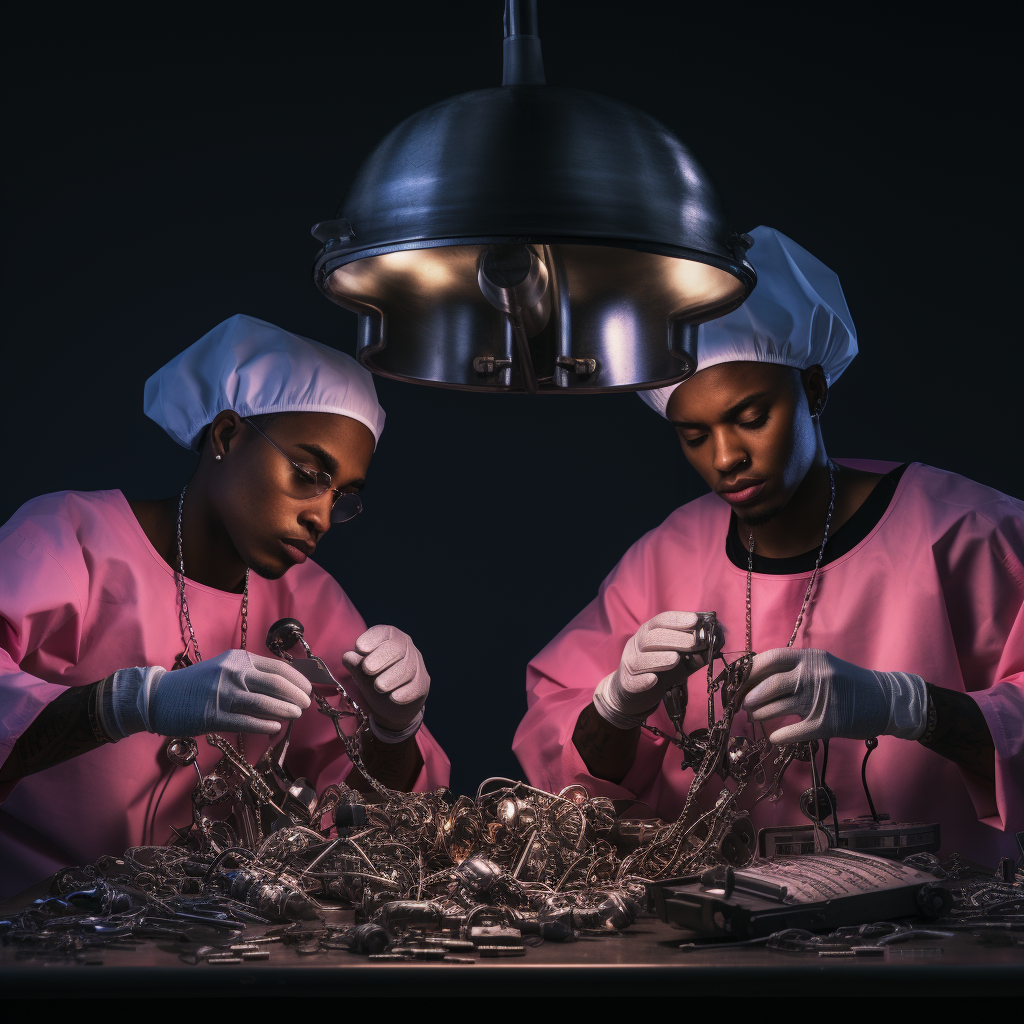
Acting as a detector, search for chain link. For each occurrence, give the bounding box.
[174,485,249,757]
[745,459,835,653]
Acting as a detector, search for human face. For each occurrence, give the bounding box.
[208,411,375,579]
[666,362,823,525]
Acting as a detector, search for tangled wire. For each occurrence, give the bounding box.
[11,613,1015,964]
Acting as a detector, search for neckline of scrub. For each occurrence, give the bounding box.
[720,460,918,580]
[110,489,247,601]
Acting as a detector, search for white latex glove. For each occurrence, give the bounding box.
[741,648,929,744]
[342,625,430,743]
[99,650,312,739]
[593,612,715,730]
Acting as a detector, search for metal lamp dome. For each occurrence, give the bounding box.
[313,1,755,393]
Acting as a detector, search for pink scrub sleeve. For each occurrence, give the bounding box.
[252,566,450,794]
[934,504,1024,832]
[0,525,88,800]
[512,525,690,806]
[1,489,450,900]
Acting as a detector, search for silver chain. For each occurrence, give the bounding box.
[175,485,249,754]
[176,487,204,663]
[745,459,835,653]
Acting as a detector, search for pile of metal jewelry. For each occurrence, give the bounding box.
[4,613,1020,964]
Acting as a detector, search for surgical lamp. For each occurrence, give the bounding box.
[312,1,755,393]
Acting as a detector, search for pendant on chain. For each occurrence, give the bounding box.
[171,650,194,671]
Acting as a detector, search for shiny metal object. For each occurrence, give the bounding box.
[165,737,198,767]
[312,1,755,392]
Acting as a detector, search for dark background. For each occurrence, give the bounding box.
[5,4,1018,794]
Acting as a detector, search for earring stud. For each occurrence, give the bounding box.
[215,455,222,461]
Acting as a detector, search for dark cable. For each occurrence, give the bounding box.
[147,763,176,846]
[861,738,880,822]
[808,741,836,850]
[203,847,259,882]
[821,738,843,849]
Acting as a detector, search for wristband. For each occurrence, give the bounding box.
[884,671,929,740]
[367,709,424,744]
[918,692,939,745]
[593,674,656,730]
[102,666,165,739]
[89,678,117,744]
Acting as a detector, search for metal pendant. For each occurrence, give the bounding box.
[165,736,199,767]
[172,650,193,670]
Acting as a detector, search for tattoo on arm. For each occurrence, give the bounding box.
[0,682,109,783]
[349,730,424,796]
[918,684,996,780]
[572,703,641,785]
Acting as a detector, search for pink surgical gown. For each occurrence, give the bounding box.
[0,489,450,899]
[513,461,1024,865]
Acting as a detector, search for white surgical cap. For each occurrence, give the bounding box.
[639,226,857,418]
[144,314,385,450]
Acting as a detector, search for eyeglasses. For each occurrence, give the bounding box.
[243,419,363,523]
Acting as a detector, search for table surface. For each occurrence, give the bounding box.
[2,881,1022,998]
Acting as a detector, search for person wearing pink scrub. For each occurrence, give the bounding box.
[513,227,1023,866]
[0,314,450,899]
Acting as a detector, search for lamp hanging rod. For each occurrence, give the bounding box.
[503,0,545,85]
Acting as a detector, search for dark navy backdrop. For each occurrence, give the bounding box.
[5,3,1017,794]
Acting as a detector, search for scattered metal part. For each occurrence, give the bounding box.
[7,613,1020,966]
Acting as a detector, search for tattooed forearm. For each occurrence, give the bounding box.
[349,730,424,797]
[0,682,109,782]
[572,703,641,784]
[918,683,995,780]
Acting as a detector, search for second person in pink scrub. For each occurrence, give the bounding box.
[512,227,1023,866]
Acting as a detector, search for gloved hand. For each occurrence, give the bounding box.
[99,650,313,739]
[342,625,430,743]
[741,648,929,744]
[593,612,715,730]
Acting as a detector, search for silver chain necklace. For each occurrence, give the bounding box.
[174,484,249,753]
[745,459,835,653]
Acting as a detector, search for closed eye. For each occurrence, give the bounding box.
[738,411,769,429]
[678,429,708,448]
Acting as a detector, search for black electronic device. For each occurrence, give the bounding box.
[646,849,948,940]
[757,817,940,860]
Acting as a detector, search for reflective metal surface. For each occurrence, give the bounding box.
[313,4,754,392]
[321,242,745,391]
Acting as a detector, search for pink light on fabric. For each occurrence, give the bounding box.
[0,490,450,899]
[513,461,1024,866]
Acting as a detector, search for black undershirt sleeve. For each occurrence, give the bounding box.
[919,684,995,780]
[0,682,110,783]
